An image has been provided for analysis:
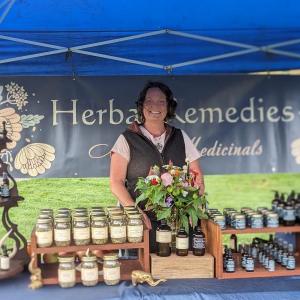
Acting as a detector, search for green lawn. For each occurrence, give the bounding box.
[1,173,299,245]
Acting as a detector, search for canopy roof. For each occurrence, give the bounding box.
[1,0,300,75]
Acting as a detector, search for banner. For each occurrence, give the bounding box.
[0,76,299,178]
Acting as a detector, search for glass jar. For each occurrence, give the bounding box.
[109,215,127,243]
[214,215,226,229]
[35,217,53,247]
[233,214,246,230]
[54,216,71,246]
[103,254,120,285]
[39,208,54,217]
[58,255,76,288]
[58,208,71,216]
[127,213,143,243]
[73,216,90,245]
[267,212,279,228]
[91,215,108,244]
[81,255,99,286]
[251,214,263,228]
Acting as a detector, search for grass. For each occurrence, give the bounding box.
[0,173,299,246]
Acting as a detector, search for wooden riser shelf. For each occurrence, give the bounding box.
[30,220,150,286]
[222,225,300,234]
[202,219,300,279]
[40,260,142,285]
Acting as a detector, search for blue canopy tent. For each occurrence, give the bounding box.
[1,0,300,75]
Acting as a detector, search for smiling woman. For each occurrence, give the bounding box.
[109,81,205,253]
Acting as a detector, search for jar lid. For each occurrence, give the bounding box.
[268,213,278,217]
[58,255,74,263]
[252,213,262,218]
[73,216,89,221]
[40,209,53,214]
[127,213,142,219]
[110,214,125,219]
[234,214,245,219]
[103,253,119,260]
[109,211,124,216]
[73,212,88,217]
[214,215,225,220]
[90,211,106,216]
[55,216,70,222]
[58,207,71,212]
[37,217,52,223]
[92,215,107,221]
[82,255,97,262]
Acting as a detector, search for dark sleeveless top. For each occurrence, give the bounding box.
[122,123,186,218]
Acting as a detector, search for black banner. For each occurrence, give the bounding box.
[0,76,299,177]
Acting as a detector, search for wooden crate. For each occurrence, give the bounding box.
[151,252,214,279]
[202,219,300,279]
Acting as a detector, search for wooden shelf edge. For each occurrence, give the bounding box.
[219,269,300,279]
[221,225,300,234]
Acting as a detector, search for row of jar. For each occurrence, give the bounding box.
[35,210,144,247]
[207,207,279,230]
[58,252,121,288]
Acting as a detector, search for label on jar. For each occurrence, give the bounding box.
[92,227,108,239]
[110,226,126,238]
[283,209,296,221]
[176,237,189,249]
[73,227,90,240]
[81,267,99,281]
[127,225,143,238]
[103,266,120,281]
[0,256,10,270]
[58,269,75,283]
[226,259,235,272]
[193,237,205,249]
[36,230,53,245]
[267,216,279,228]
[287,256,296,270]
[54,229,71,242]
[156,230,172,243]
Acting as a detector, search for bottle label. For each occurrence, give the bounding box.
[229,239,236,250]
[54,229,71,242]
[267,217,279,228]
[226,259,235,272]
[176,237,189,249]
[268,260,275,271]
[235,219,246,229]
[281,253,288,266]
[193,237,205,249]
[287,256,296,269]
[251,218,263,228]
[127,225,143,238]
[110,226,126,238]
[92,227,108,239]
[58,269,75,283]
[73,227,90,240]
[156,230,172,243]
[103,266,120,281]
[246,258,254,271]
[82,267,98,281]
[283,209,296,221]
[1,185,9,197]
[36,230,53,245]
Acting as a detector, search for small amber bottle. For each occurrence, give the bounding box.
[192,222,205,256]
[156,220,171,257]
[176,227,189,256]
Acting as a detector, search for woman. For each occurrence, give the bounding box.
[110,81,205,252]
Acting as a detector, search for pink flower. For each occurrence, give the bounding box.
[161,172,173,186]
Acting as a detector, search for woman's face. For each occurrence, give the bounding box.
[142,87,167,123]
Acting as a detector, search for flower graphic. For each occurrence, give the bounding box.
[4,82,28,110]
[0,108,22,149]
[14,143,55,177]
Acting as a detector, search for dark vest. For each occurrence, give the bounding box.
[123,126,186,213]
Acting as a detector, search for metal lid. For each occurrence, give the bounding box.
[37,217,52,223]
[81,255,97,262]
[91,215,107,221]
[267,213,278,217]
[54,216,70,222]
[103,253,119,260]
[252,213,263,218]
[214,215,225,220]
[90,211,106,216]
[127,213,142,219]
[58,255,74,263]
[234,214,245,219]
[110,214,125,219]
[73,215,89,221]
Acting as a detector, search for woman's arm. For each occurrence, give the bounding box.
[110,152,135,206]
[190,159,205,195]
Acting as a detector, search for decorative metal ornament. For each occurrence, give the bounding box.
[131,270,166,287]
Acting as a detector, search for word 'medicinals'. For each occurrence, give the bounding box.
[51,97,295,126]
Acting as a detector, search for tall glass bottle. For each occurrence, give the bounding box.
[230,234,237,253]
[192,222,205,256]
[156,219,171,257]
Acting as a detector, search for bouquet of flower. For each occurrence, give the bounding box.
[135,161,207,232]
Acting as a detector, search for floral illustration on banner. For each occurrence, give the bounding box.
[291,139,300,164]
[0,82,56,176]
[135,161,207,232]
